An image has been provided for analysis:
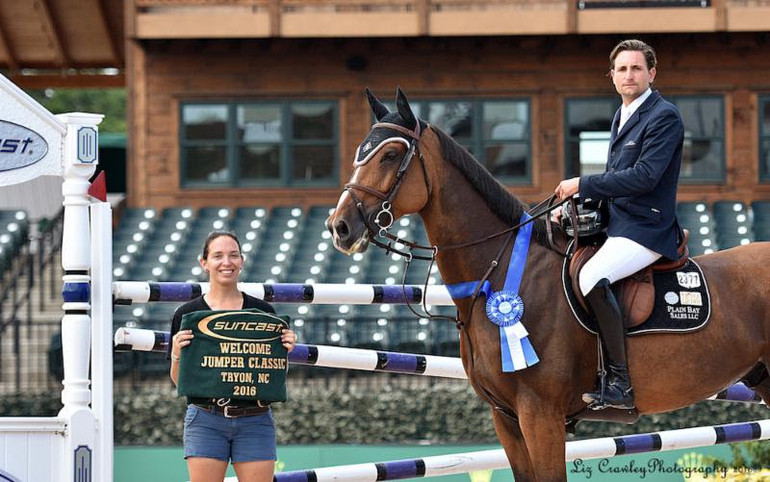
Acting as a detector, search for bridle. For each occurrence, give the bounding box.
[344,121,572,261]
[342,120,577,326]
[344,120,431,258]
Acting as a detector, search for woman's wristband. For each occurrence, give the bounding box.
[171,352,180,362]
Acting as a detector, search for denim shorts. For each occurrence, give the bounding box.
[183,404,277,462]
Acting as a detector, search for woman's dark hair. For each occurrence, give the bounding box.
[201,230,242,260]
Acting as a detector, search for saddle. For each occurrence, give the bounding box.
[569,230,690,328]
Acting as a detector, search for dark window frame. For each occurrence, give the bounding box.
[564,94,725,183]
[180,100,339,189]
[760,95,770,182]
[670,94,725,184]
[383,98,532,184]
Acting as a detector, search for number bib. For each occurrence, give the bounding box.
[176,309,289,403]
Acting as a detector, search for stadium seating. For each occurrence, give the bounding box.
[676,202,716,256]
[712,200,753,250]
[752,201,770,242]
[0,210,29,275]
[110,200,770,358]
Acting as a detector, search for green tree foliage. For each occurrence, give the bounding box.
[27,88,126,133]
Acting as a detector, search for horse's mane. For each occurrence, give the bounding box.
[432,126,551,246]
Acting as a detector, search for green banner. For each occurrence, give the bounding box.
[177,309,289,402]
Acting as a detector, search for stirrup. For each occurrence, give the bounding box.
[582,386,635,410]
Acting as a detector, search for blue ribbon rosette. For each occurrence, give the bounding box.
[445,212,540,373]
[486,290,538,372]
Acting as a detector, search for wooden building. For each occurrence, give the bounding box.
[5,1,770,209]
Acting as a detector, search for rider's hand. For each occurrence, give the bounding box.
[555,177,580,201]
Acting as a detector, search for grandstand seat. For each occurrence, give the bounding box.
[677,202,716,255]
[712,200,747,221]
[752,200,770,218]
[391,317,431,354]
[752,201,770,242]
[434,322,461,358]
[348,319,389,351]
[247,206,305,282]
[287,205,335,283]
[677,201,709,223]
[712,201,753,250]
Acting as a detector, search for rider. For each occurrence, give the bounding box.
[555,39,684,409]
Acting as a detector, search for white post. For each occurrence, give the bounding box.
[91,201,114,482]
[57,112,103,480]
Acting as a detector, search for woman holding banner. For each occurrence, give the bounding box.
[169,230,297,482]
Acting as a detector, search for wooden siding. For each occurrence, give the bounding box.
[127,33,770,211]
[131,0,770,38]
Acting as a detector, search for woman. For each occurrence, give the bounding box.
[169,230,297,482]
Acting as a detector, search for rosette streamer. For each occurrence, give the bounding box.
[445,212,539,372]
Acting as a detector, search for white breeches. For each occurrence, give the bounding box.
[579,236,662,296]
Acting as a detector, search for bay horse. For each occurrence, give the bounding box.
[327,87,770,481]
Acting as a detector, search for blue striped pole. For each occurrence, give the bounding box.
[116,327,762,402]
[113,327,466,378]
[223,419,770,482]
[112,281,454,305]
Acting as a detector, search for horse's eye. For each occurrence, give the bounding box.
[382,150,399,162]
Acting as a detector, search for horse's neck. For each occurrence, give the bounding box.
[418,166,528,285]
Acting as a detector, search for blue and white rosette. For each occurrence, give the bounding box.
[444,212,539,373]
[486,290,539,372]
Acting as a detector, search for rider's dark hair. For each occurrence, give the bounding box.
[609,39,657,71]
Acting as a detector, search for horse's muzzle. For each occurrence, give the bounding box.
[327,213,370,255]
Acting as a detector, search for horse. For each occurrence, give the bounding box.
[326,87,770,481]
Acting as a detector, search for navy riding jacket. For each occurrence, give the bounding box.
[579,90,684,261]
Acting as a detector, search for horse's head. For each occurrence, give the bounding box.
[327,87,432,254]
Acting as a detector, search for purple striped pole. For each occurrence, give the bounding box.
[115,327,763,401]
[221,420,770,482]
[112,281,454,305]
[113,327,466,378]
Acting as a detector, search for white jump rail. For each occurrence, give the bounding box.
[239,419,770,482]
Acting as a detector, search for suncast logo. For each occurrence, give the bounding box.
[0,120,48,172]
[197,311,287,342]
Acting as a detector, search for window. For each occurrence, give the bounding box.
[760,96,770,182]
[672,96,724,183]
[565,97,619,177]
[181,101,337,187]
[386,99,531,182]
[565,95,725,183]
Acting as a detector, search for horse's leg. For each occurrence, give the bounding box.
[491,409,537,482]
[516,401,568,482]
[744,362,770,404]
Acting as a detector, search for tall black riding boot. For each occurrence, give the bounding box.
[581,278,635,409]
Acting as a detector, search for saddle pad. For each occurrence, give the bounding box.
[561,257,712,336]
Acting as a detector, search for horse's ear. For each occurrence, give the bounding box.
[365,88,390,121]
[395,86,417,129]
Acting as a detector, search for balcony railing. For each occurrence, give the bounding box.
[131,0,770,38]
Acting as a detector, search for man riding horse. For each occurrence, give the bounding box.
[554,39,684,410]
